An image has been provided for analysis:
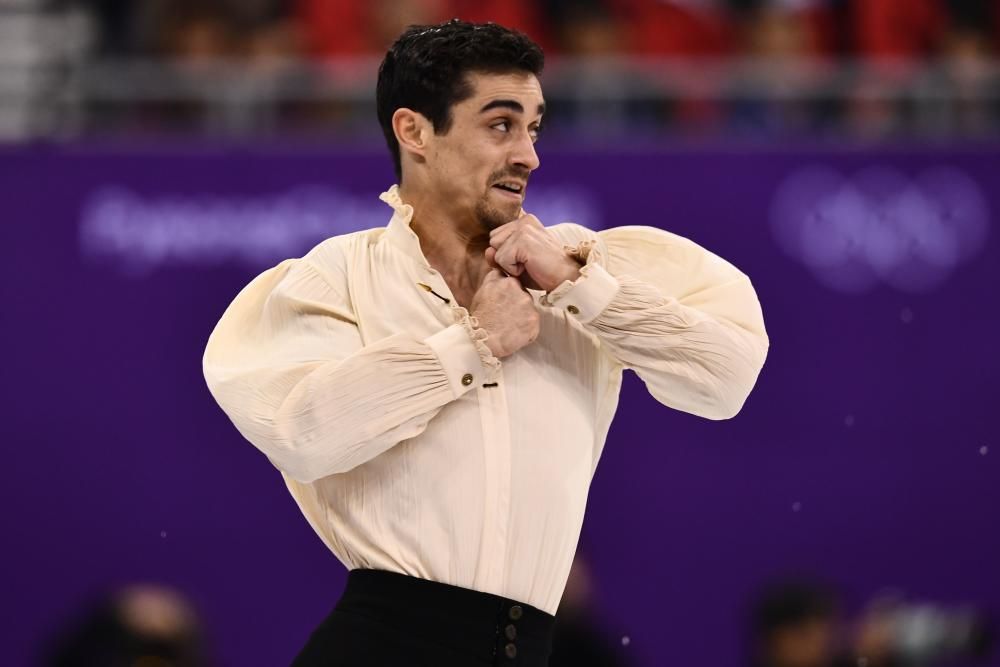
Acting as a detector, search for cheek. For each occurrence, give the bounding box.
[432,134,496,193]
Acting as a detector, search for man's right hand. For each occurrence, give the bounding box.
[470,268,540,358]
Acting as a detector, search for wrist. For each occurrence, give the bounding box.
[542,257,583,292]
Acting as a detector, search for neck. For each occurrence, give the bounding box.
[398,183,491,289]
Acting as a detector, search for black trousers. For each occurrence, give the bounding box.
[292,569,556,666]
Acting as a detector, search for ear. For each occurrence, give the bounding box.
[392,108,430,166]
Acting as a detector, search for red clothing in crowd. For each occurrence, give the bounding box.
[296,0,544,56]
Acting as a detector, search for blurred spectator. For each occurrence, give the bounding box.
[613,0,735,57]
[296,0,436,56]
[4,0,1000,139]
[158,3,234,65]
[748,577,853,667]
[848,591,993,667]
[543,0,620,54]
[42,583,213,667]
[747,579,993,667]
[853,0,947,61]
[295,0,543,57]
[725,0,840,135]
[937,0,999,134]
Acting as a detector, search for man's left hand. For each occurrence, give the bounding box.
[487,214,582,292]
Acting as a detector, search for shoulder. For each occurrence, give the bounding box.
[597,225,747,280]
[300,227,386,287]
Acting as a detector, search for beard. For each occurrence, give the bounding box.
[474,194,519,231]
[474,169,529,230]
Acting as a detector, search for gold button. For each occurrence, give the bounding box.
[505,643,517,659]
[461,373,473,386]
[567,305,579,315]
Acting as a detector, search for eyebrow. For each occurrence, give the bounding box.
[479,99,546,117]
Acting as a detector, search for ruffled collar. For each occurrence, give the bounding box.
[380,184,429,268]
[378,184,413,221]
[379,186,500,376]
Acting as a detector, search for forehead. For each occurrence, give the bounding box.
[460,71,544,112]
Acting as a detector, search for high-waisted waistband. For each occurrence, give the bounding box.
[333,568,556,666]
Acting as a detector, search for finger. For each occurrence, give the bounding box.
[481,265,504,283]
[493,241,523,276]
[489,222,519,248]
[485,247,510,276]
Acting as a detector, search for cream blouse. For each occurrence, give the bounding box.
[202,185,768,614]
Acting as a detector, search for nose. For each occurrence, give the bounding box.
[510,129,540,172]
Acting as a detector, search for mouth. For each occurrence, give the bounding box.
[491,181,525,199]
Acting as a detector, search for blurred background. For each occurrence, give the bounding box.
[2,1,998,666]
[2,0,1000,139]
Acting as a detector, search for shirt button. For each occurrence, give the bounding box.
[505,624,517,640]
[461,373,473,386]
[508,605,523,620]
[505,643,517,659]
[566,305,579,315]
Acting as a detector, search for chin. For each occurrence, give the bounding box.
[475,197,519,230]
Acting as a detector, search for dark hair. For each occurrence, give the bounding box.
[376,20,545,180]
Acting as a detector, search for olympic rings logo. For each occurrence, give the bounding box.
[769,165,990,293]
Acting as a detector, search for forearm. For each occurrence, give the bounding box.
[545,263,767,419]
[206,323,493,482]
[586,272,767,419]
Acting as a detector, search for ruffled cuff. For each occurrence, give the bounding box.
[562,238,602,267]
[540,240,620,324]
[424,306,501,398]
[451,304,501,375]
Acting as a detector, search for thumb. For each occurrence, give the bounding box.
[481,265,504,285]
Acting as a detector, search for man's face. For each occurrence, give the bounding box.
[425,71,544,230]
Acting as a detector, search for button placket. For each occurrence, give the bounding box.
[499,604,522,663]
[472,368,511,596]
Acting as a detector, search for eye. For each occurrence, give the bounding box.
[492,120,510,133]
[529,125,542,141]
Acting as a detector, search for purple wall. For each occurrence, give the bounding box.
[2,142,997,667]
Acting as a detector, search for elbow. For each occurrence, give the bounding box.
[263,432,356,483]
[276,456,337,484]
[268,411,359,482]
[699,391,748,421]
[264,433,332,483]
[205,367,360,483]
[702,344,767,421]
[683,345,767,421]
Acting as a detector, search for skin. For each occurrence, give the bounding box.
[392,71,582,314]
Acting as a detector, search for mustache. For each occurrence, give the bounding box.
[488,169,531,186]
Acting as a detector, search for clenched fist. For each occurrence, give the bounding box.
[487,213,582,291]
[470,268,540,358]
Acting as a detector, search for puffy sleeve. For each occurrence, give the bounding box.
[542,224,768,420]
[202,253,498,482]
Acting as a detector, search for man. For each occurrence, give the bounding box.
[203,19,768,667]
